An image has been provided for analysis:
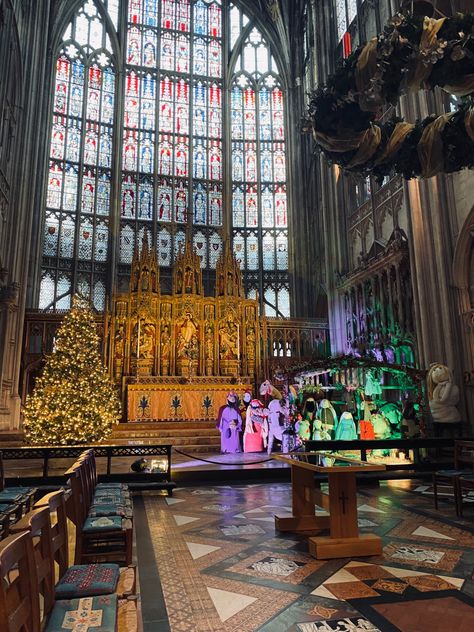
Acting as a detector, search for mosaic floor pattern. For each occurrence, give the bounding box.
[134,480,474,632]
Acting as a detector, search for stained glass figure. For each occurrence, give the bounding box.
[157,178,172,221]
[174,179,188,223]
[232,187,244,227]
[193,182,207,224]
[139,179,153,219]
[209,184,222,226]
[122,179,136,218]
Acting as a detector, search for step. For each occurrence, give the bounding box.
[112,428,220,438]
[114,421,219,431]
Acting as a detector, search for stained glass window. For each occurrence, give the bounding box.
[231,11,290,317]
[122,0,224,280]
[40,0,114,310]
[335,0,358,42]
[40,1,291,317]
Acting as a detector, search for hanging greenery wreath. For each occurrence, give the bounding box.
[305,11,474,180]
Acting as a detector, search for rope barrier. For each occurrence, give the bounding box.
[172,447,276,466]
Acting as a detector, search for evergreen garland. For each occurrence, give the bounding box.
[305,11,474,180]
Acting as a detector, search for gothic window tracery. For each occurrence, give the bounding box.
[40,0,290,317]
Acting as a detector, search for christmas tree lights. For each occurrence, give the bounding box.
[23,296,122,445]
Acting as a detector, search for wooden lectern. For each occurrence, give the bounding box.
[274,452,385,559]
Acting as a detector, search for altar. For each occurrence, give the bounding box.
[104,234,262,422]
[127,378,252,422]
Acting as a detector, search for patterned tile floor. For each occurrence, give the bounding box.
[134,479,474,632]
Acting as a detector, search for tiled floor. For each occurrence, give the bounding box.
[134,480,474,632]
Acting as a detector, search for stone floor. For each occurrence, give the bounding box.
[133,479,474,632]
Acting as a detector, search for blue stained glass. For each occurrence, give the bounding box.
[66,121,81,162]
[93,279,106,310]
[139,179,153,219]
[122,175,136,218]
[63,165,78,211]
[161,32,175,70]
[193,140,206,178]
[232,187,244,227]
[194,1,207,35]
[261,147,272,181]
[84,124,99,165]
[143,29,157,66]
[193,105,206,136]
[262,188,274,227]
[193,183,207,224]
[193,38,207,75]
[140,133,154,173]
[144,0,158,26]
[97,172,110,215]
[209,183,221,226]
[99,127,112,167]
[79,218,93,259]
[232,144,243,180]
[174,179,187,222]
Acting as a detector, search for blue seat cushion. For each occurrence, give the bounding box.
[88,504,133,519]
[435,469,468,477]
[55,564,119,599]
[0,491,24,503]
[459,473,474,481]
[0,503,15,512]
[83,516,123,532]
[45,594,117,631]
[93,494,129,505]
[96,483,128,490]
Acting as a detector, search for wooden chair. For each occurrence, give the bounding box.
[67,466,133,565]
[0,531,40,632]
[34,490,136,598]
[0,451,36,514]
[433,440,474,513]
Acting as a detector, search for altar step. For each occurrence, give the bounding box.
[111,421,221,453]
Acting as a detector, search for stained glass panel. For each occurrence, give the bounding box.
[193,231,207,268]
[157,227,172,266]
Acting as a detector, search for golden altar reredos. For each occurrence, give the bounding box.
[104,235,259,421]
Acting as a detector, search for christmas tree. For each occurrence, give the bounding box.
[23,296,122,445]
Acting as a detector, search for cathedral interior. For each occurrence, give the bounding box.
[1,1,474,631]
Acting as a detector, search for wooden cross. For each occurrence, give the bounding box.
[339,491,349,514]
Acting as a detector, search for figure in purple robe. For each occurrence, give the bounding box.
[216,392,242,454]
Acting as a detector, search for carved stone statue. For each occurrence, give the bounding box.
[219,314,238,360]
[427,363,461,423]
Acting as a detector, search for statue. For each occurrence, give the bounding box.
[114,323,125,361]
[246,328,256,364]
[178,312,197,344]
[427,363,461,423]
[160,325,170,374]
[141,268,150,291]
[216,391,242,454]
[219,314,238,360]
[205,326,214,375]
[140,323,155,359]
[184,266,193,293]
